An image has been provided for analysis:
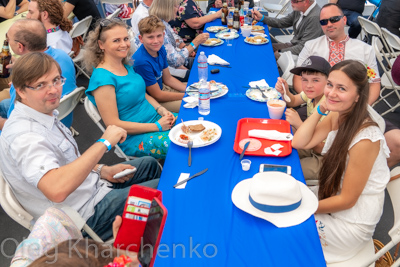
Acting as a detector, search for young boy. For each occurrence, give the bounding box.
[275,56,331,181]
[133,15,186,113]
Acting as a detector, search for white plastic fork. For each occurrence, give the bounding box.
[281,82,291,102]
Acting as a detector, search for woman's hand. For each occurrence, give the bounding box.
[193,33,210,46]
[285,108,303,130]
[252,10,262,21]
[157,116,174,131]
[318,99,328,114]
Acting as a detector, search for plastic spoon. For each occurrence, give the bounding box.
[281,82,291,102]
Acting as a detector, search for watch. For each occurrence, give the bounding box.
[95,164,105,177]
[14,12,18,16]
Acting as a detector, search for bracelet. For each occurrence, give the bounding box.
[261,15,264,21]
[190,42,196,50]
[96,138,112,152]
[155,121,162,132]
[155,105,162,113]
[317,105,327,116]
[94,164,104,176]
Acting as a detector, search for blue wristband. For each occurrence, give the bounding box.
[261,15,264,21]
[97,138,112,152]
[190,42,196,49]
[317,105,327,116]
[155,121,162,131]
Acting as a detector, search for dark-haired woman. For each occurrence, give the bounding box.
[292,60,390,263]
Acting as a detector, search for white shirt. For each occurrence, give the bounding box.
[296,1,317,29]
[297,35,381,83]
[0,102,112,221]
[47,30,73,54]
[131,2,149,37]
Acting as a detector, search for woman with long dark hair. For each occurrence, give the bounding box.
[292,60,390,263]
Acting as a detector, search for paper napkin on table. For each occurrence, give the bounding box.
[183,96,198,108]
[208,54,230,66]
[248,130,293,141]
[176,173,190,189]
[249,79,269,89]
[264,143,284,156]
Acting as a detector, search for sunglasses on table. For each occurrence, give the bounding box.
[319,15,344,26]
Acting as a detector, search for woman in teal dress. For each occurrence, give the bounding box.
[84,19,176,159]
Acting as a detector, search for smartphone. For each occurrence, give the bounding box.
[138,197,168,267]
[259,164,291,175]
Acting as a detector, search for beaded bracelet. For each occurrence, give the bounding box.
[317,105,327,116]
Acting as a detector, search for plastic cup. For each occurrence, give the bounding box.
[267,99,286,120]
[241,25,251,37]
[243,1,250,9]
[241,159,251,171]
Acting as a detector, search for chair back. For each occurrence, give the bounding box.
[106,7,121,19]
[58,87,86,121]
[69,16,93,40]
[372,37,397,88]
[277,51,295,87]
[381,28,400,56]
[83,97,130,161]
[100,0,133,18]
[358,16,382,36]
[387,174,400,246]
[0,168,34,230]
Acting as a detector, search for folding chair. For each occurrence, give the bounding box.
[267,0,292,42]
[58,87,86,136]
[106,7,122,19]
[83,97,163,170]
[263,0,290,15]
[69,16,93,80]
[358,16,392,56]
[381,28,400,59]
[276,51,295,88]
[371,37,400,116]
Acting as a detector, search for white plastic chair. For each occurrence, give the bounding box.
[381,28,400,59]
[263,0,290,15]
[83,97,163,170]
[277,51,295,88]
[69,16,93,80]
[358,16,391,56]
[106,7,121,19]
[58,87,86,121]
[371,37,400,116]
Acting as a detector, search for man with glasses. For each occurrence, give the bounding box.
[0,18,76,130]
[294,3,400,178]
[252,0,323,59]
[0,52,160,241]
[328,0,364,39]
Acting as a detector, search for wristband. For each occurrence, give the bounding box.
[97,138,112,152]
[155,121,162,131]
[190,42,196,50]
[317,105,327,116]
[261,15,264,21]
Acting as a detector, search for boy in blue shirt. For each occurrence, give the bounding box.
[133,15,186,113]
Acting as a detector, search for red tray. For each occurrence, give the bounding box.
[233,118,292,157]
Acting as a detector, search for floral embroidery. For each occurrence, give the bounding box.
[138,141,144,151]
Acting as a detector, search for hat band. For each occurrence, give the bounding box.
[249,195,302,213]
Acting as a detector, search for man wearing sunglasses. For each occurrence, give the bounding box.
[252,0,323,60]
[328,0,364,39]
[294,3,400,177]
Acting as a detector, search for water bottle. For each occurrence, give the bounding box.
[198,79,210,115]
[198,51,208,82]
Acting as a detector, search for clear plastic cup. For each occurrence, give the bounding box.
[267,99,286,120]
[243,1,250,9]
[241,159,251,171]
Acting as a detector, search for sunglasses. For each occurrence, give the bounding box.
[98,18,124,39]
[291,0,305,3]
[319,15,344,26]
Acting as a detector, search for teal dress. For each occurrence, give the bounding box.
[86,65,172,159]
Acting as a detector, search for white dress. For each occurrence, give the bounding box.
[315,125,390,263]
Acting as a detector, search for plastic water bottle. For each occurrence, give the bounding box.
[198,79,210,115]
[198,51,208,82]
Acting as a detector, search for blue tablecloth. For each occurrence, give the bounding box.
[156,19,325,267]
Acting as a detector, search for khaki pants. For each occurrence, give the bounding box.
[0,88,10,102]
[159,83,186,113]
[298,148,323,181]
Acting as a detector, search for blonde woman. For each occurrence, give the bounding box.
[83,19,176,159]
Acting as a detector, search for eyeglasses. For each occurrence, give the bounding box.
[5,32,25,46]
[291,0,305,3]
[319,15,344,26]
[25,76,66,91]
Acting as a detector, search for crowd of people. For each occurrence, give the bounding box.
[0,0,399,266]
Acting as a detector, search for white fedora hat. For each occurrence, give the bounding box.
[232,172,318,227]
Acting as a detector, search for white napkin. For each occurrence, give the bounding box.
[248,130,293,141]
[182,96,198,108]
[249,79,269,89]
[175,173,190,189]
[264,147,282,156]
[208,54,230,66]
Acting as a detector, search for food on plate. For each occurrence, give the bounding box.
[252,25,264,31]
[248,88,279,100]
[252,20,258,25]
[178,134,190,144]
[181,119,191,134]
[204,38,222,45]
[208,26,226,32]
[245,36,268,44]
[200,128,218,142]
[188,124,206,132]
[239,138,262,152]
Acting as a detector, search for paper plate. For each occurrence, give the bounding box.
[201,38,224,46]
[244,37,269,45]
[169,120,222,148]
[186,82,229,99]
[206,26,227,33]
[215,31,240,40]
[245,88,281,102]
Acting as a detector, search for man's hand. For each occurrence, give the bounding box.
[215,0,223,8]
[101,164,136,183]
[6,56,16,69]
[252,10,263,21]
[101,125,127,147]
[285,108,303,130]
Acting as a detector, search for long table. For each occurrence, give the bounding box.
[156,19,326,266]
